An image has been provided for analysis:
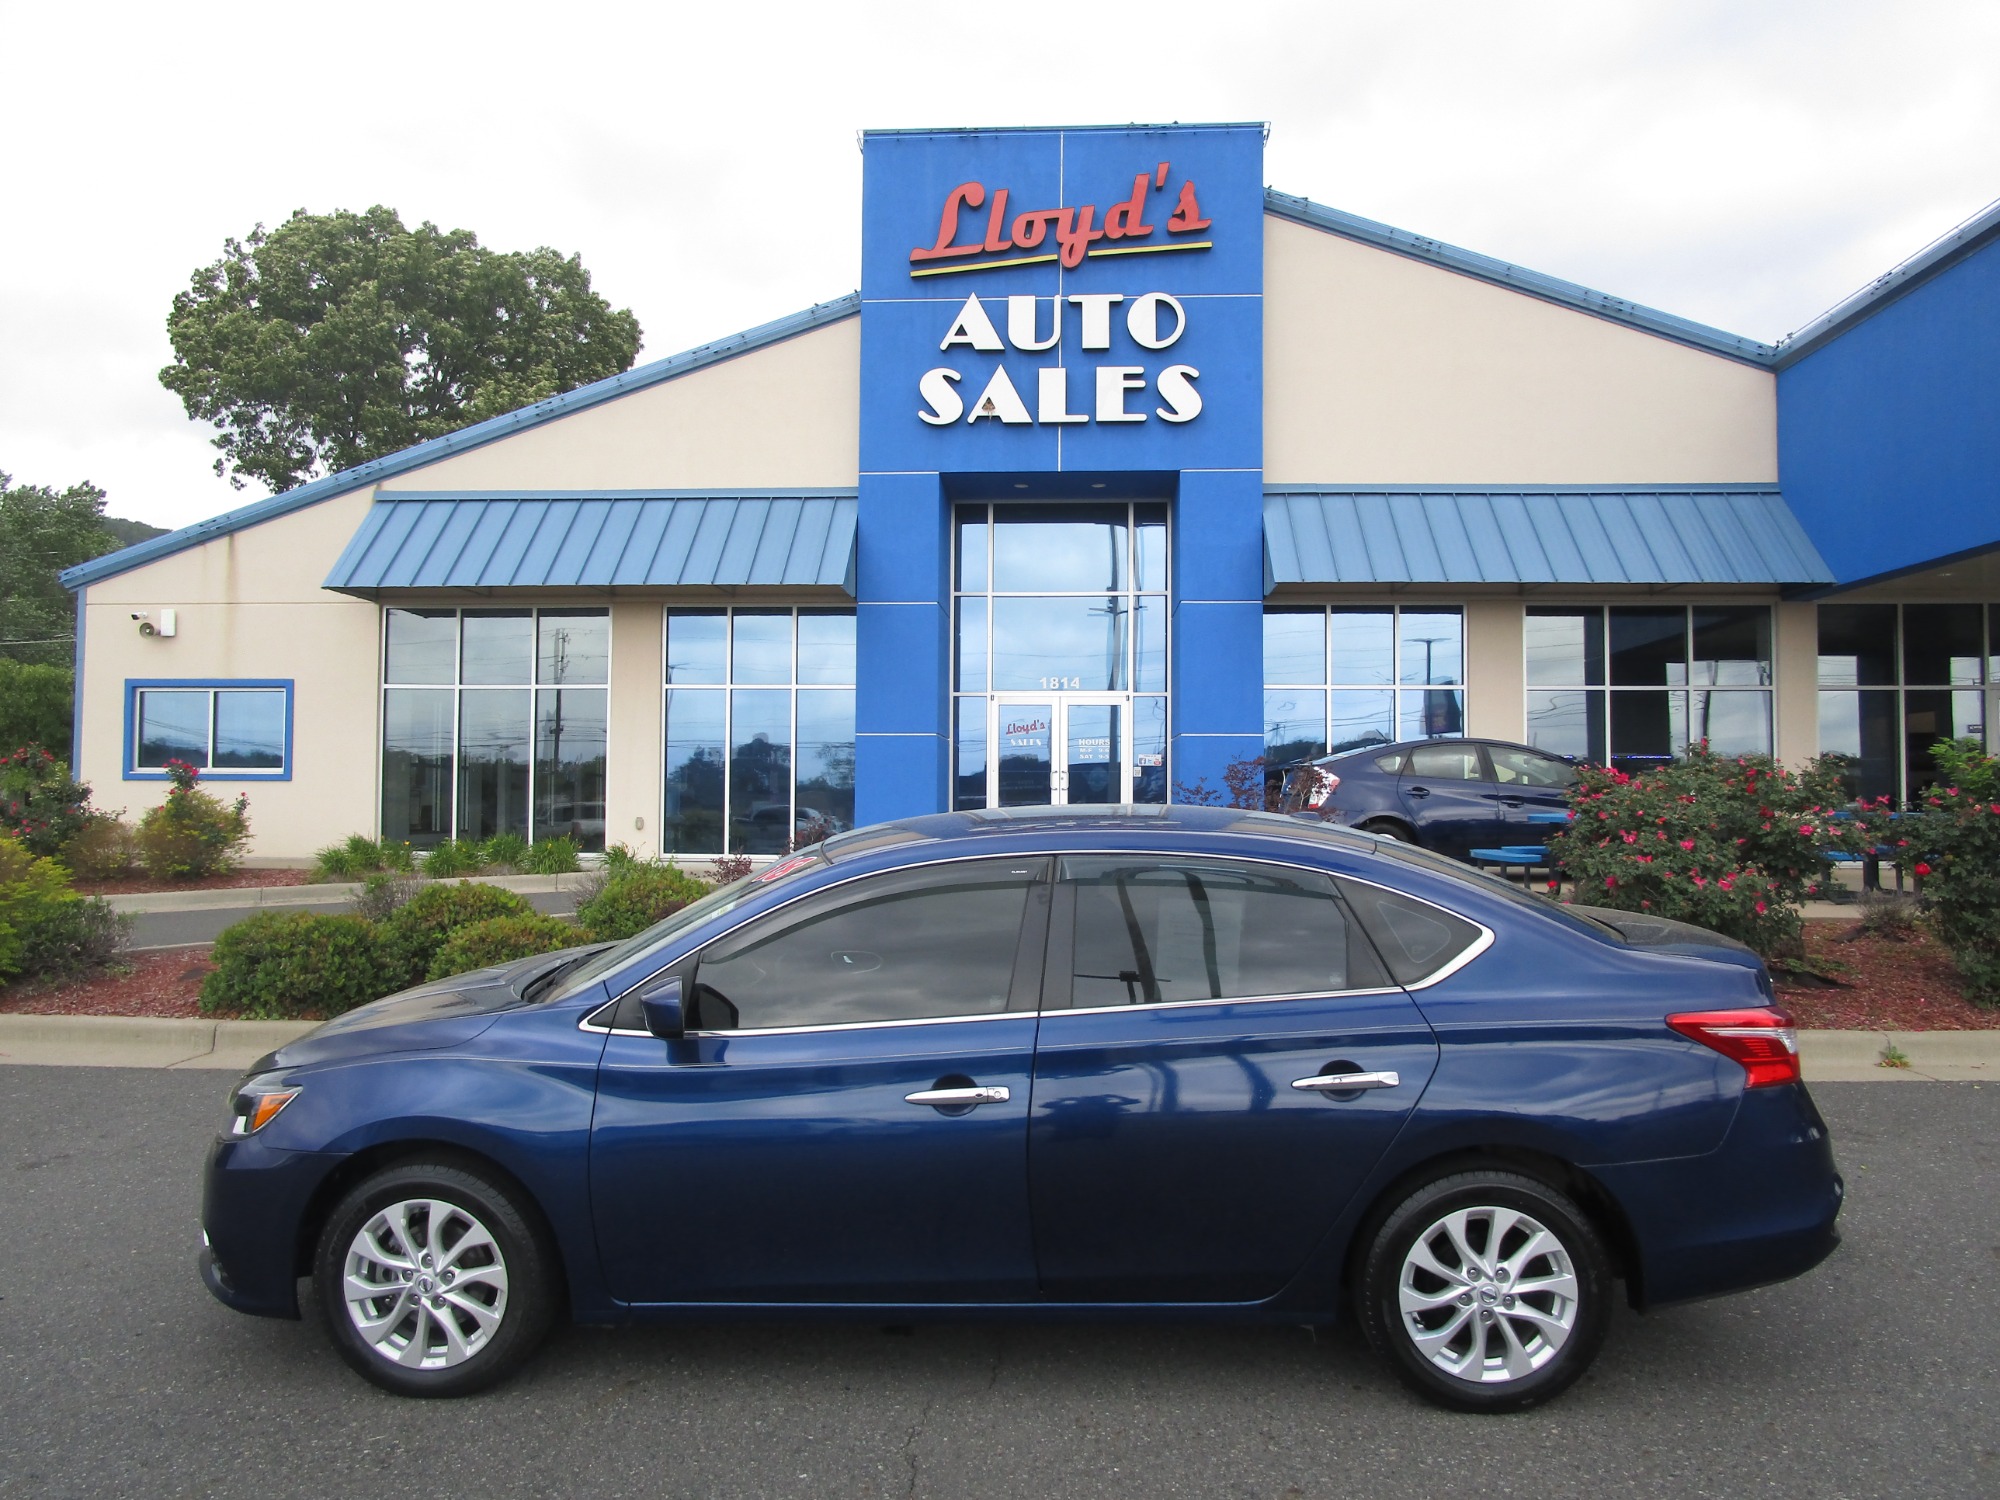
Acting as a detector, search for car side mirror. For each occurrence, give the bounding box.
[636,974,685,1041]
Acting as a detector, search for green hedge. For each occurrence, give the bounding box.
[377,881,536,991]
[199,910,387,1019]
[577,864,709,941]
[427,913,581,982]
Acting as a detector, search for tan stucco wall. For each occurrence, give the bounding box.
[392,320,861,492]
[79,487,383,859]
[1773,601,1821,767]
[1263,216,1777,485]
[1462,600,1526,742]
[605,601,665,858]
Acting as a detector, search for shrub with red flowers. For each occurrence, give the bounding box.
[0,745,94,859]
[134,759,250,880]
[1899,738,2000,1006]
[1548,743,1864,960]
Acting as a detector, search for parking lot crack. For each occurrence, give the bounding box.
[901,1392,936,1498]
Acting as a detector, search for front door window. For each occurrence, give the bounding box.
[954,502,1169,808]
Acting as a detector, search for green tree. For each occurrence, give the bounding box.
[0,472,116,669]
[159,207,644,493]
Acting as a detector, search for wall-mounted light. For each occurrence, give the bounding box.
[131,609,177,638]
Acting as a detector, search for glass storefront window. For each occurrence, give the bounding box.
[1263,606,1466,760]
[953,502,1169,806]
[379,608,609,850]
[662,608,856,854]
[1817,602,1999,804]
[1527,606,1772,773]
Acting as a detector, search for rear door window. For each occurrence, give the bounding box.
[1336,878,1485,986]
[1059,856,1388,1006]
[1404,743,1484,781]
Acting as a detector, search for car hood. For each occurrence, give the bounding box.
[249,945,603,1072]
[1567,905,1767,973]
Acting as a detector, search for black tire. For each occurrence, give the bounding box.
[1358,819,1413,843]
[1356,1170,1611,1413]
[314,1160,557,1397]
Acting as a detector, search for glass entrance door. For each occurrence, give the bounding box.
[992,695,1131,807]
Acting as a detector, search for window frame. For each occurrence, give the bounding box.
[1262,604,1469,762]
[123,678,293,781]
[661,605,858,856]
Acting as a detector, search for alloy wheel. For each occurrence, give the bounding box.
[1396,1204,1580,1384]
[341,1198,511,1370]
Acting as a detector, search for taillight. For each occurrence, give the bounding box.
[1306,770,1339,809]
[1667,1007,1800,1088]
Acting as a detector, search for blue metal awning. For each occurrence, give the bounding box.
[324,491,857,595]
[1263,488,1834,589]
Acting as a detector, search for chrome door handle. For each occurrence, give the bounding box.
[904,1086,1011,1106]
[1292,1071,1400,1092]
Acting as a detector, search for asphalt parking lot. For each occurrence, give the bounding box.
[1,1072,1993,1500]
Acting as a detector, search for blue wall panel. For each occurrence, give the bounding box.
[1172,470,1265,796]
[1779,234,2000,584]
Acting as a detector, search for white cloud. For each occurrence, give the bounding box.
[3,0,1997,527]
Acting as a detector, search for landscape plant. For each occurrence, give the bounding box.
[1549,743,1866,961]
[0,745,94,858]
[420,838,485,878]
[520,836,581,875]
[134,759,250,880]
[62,813,139,879]
[312,834,415,881]
[576,863,709,941]
[427,913,582,981]
[1897,738,2000,1005]
[478,832,530,869]
[376,880,536,990]
[200,910,386,1019]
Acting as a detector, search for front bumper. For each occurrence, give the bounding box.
[199,1135,345,1320]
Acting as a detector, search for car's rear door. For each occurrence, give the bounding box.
[1398,742,1507,856]
[590,856,1050,1305]
[1025,855,1440,1302]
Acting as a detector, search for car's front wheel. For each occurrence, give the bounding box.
[1356,1170,1611,1412]
[314,1160,556,1397]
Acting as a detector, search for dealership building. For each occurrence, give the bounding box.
[61,123,2000,859]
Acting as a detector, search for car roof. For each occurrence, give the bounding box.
[819,804,1382,862]
[1307,737,1565,768]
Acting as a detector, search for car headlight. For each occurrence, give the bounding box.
[228,1076,301,1136]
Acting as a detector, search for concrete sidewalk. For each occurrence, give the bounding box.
[104,870,605,915]
[0,1013,1991,1079]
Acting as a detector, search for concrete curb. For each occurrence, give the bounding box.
[106,870,607,915]
[2,1013,1993,1076]
[0,1014,317,1070]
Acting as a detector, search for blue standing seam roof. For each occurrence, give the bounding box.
[1262,488,1835,589]
[324,493,859,594]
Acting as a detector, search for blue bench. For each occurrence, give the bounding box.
[1470,845,1556,890]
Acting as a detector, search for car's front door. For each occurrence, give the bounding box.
[1486,745,1579,836]
[590,857,1051,1305]
[1398,742,1506,857]
[1026,856,1441,1302]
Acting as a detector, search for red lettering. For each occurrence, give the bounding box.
[982,187,1012,253]
[1167,180,1211,233]
[1102,174,1154,240]
[1055,204,1104,268]
[910,181,987,263]
[1011,207,1066,250]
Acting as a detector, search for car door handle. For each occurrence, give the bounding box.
[904,1086,1011,1106]
[1405,786,1431,799]
[1291,1071,1401,1092]
[1498,796,1525,807]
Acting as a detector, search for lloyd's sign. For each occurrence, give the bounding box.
[859,124,1264,474]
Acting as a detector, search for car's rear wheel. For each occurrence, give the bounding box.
[314,1160,556,1397]
[1357,1170,1611,1412]
[1358,819,1413,843]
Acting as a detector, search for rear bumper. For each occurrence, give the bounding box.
[1596,1082,1843,1308]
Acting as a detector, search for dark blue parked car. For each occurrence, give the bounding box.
[202,806,1839,1412]
[1279,738,1582,858]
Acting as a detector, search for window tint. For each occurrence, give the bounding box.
[1406,744,1484,781]
[1337,879,1484,985]
[1487,747,1577,789]
[689,860,1040,1030]
[1062,857,1386,1006]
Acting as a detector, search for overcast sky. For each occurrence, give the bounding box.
[5,0,1997,531]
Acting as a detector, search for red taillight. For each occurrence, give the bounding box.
[1667,1007,1801,1088]
[1306,770,1339,809]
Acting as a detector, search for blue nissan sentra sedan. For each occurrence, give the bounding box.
[201,806,1840,1412]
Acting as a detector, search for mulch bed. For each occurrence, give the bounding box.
[0,948,220,1018]
[1775,922,1999,1031]
[72,868,313,897]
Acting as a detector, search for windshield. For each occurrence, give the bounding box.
[552,854,827,1001]
[1369,840,1625,944]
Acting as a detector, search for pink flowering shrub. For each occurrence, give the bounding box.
[1901,739,2000,1005]
[1548,743,1864,959]
[135,759,250,880]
